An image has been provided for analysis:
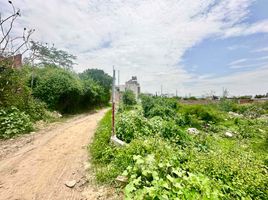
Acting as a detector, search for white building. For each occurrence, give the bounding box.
[117,76,141,99]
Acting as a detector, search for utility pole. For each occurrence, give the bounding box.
[118,70,120,86]
[161,85,163,96]
[176,89,178,97]
[110,66,126,146]
[112,67,116,136]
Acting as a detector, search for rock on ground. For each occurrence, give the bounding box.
[187,128,199,135]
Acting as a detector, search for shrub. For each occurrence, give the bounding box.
[0,107,33,139]
[140,95,154,117]
[0,66,32,109]
[80,79,107,108]
[116,109,151,142]
[93,136,179,184]
[161,120,190,146]
[33,67,83,113]
[240,104,265,118]
[147,104,175,120]
[123,154,222,200]
[141,95,178,119]
[218,99,239,112]
[23,98,49,121]
[181,105,222,123]
[148,116,164,134]
[185,148,268,199]
[122,90,137,106]
[79,69,112,104]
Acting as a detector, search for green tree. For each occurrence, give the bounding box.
[122,90,137,106]
[80,78,106,108]
[33,67,82,113]
[25,41,76,69]
[79,69,112,104]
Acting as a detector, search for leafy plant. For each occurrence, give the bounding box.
[116,109,151,142]
[141,96,178,119]
[161,120,191,146]
[123,154,222,200]
[33,67,83,113]
[122,89,137,106]
[0,107,33,139]
[185,147,268,199]
[181,104,222,123]
[79,68,112,104]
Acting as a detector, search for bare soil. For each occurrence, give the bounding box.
[0,109,121,200]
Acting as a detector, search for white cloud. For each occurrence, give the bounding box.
[252,47,268,52]
[229,62,268,69]
[223,20,268,37]
[183,65,268,96]
[227,45,248,50]
[229,58,248,66]
[228,56,268,69]
[3,0,268,95]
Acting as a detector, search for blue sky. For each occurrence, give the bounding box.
[1,0,268,96]
[183,33,268,77]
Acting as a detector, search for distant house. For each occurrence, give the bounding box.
[117,76,141,99]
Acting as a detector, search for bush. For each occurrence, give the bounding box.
[123,154,222,200]
[181,105,222,123]
[141,96,178,119]
[185,148,268,199]
[23,98,49,121]
[0,107,33,139]
[0,66,32,109]
[161,120,190,146]
[218,99,239,112]
[92,135,179,184]
[33,67,83,113]
[148,116,164,134]
[122,90,137,106]
[79,69,112,104]
[80,79,107,108]
[116,109,150,143]
[240,104,266,118]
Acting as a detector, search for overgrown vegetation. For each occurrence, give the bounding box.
[0,107,33,139]
[122,90,137,106]
[90,96,268,199]
[0,64,112,139]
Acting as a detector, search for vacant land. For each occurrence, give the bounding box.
[91,97,268,199]
[0,109,118,200]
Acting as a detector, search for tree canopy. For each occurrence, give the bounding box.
[79,69,112,92]
[24,41,76,69]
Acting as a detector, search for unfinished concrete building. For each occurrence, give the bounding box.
[117,76,141,99]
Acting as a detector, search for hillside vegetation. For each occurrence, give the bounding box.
[90,95,268,199]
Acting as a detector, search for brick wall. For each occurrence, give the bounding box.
[0,54,22,68]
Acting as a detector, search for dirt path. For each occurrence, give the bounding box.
[0,109,117,200]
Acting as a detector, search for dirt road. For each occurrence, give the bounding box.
[0,109,117,200]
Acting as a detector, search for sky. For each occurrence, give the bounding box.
[1,0,268,96]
